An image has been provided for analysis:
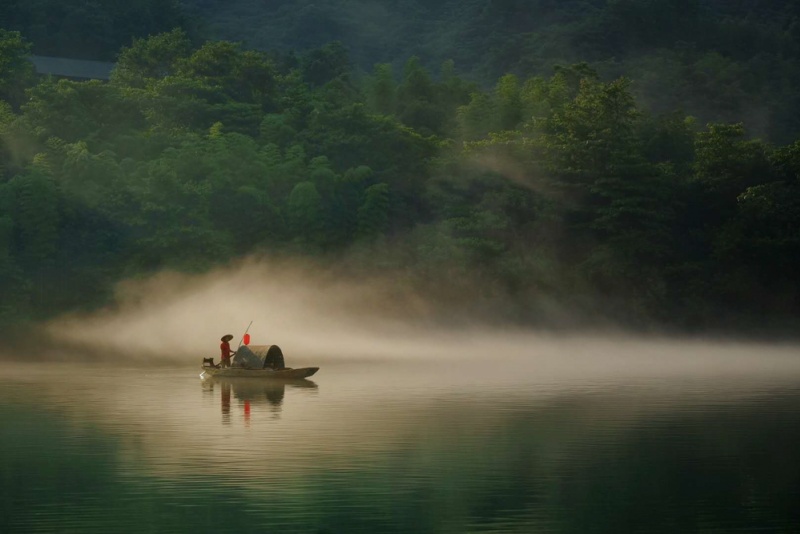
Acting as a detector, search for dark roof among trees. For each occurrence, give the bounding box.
[30,55,114,80]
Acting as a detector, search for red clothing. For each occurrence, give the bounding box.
[220,341,234,360]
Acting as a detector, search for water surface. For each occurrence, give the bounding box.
[2,349,800,533]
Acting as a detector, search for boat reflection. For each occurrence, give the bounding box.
[202,377,318,424]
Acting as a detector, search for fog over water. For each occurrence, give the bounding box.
[7,260,800,534]
[39,257,800,381]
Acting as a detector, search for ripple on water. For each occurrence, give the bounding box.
[2,357,800,533]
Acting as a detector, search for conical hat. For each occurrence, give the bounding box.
[221,334,234,342]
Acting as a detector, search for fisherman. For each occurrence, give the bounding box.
[220,334,236,368]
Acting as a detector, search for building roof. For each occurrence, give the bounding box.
[30,55,114,81]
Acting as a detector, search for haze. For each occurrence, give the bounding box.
[39,257,800,384]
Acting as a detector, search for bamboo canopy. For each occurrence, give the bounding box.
[232,345,286,369]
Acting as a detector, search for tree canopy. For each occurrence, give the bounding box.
[1,6,800,335]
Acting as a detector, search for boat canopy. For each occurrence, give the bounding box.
[232,345,286,370]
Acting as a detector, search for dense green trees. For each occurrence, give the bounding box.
[181,0,800,144]
[0,30,34,108]
[0,24,798,334]
[4,0,800,141]
[0,0,189,60]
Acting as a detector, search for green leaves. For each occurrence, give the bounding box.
[694,123,773,197]
[357,183,389,240]
[0,0,188,61]
[300,41,351,87]
[0,29,34,107]
[6,163,59,270]
[111,29,192,89]
[287,181,324,248]
[0,24,799,332]
[366,63,396,116]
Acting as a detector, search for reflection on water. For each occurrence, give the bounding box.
[202,377,318,424]
[1,355,800,533]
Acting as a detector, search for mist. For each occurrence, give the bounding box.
[39,256,800,382]
[45,256,428,362]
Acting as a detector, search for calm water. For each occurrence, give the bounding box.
[2,352,800,533]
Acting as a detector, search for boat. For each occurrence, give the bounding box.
[200,343,319,380]
[200,366,319,379]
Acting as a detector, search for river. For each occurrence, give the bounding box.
[2,344,800,533]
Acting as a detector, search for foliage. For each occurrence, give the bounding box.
[179,0,800,144]
[0,0,190,60]
[0,27,798,335]
[0,29,34,107]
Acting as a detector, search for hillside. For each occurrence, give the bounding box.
[2,1,798,141]
[183,0,800,143]
[0,2,799,337]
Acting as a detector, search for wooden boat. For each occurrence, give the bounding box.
[200,344,317,380]
[200,366,319,380]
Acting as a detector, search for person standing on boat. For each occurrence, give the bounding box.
[220,334,236,368]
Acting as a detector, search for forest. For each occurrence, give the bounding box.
[0,1,798,337]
